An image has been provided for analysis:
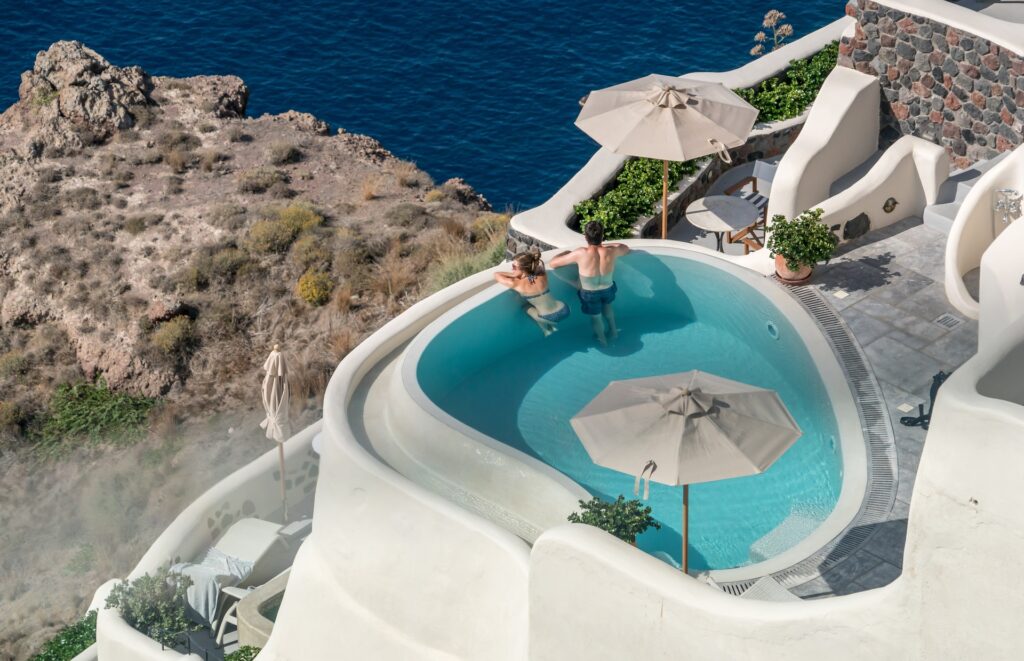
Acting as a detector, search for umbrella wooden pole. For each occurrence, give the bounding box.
[682,483,689,574]
[279,442,288,523]
[661,159,669,240]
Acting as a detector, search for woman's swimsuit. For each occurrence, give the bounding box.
[578,272,617,316]
[522,288,570,322]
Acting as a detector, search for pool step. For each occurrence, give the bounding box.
[748,510,821,564]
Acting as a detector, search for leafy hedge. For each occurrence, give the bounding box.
[226,646,263,661]
[735,41,839,122]
[30,611,97,661]
[574,158,699,239]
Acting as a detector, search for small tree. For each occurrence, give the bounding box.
[751,10,794,56]
[766,207,838,272]
[567,495,661,545]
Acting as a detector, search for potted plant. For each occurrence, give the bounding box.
[104,566,196,648]
[766,207,837,284]
[567,495,661,546]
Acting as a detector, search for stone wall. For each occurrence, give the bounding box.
[839,0,1024,169]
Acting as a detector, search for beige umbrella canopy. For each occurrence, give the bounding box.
[260,344,290,522]
[575,75,758,239]
[571,370,801,574]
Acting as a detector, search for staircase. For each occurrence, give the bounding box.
[923,151,1011,234]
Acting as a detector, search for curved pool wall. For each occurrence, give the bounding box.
[398,245,866,582]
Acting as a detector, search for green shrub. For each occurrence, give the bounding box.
[766,207,837,271]
[0,351,29,378]
[238,168,287,194]
[574,157,699,239]
[173,264,209,291]
[278,203,324,233]
[155,129,200,152]
[34,380,155,447]
[567,495,662,545]
[29,610,96,661]
[226,646,262,661]
[105,567,195,647]
[268,142,302,165]
[290,234,331,272]
[297,270,334,306]
[151,315,195,357]
[246,219,299,253]
[735,41,839,122]
[210,247,249,281]
[426,234,506,293]
[0,400,26,429]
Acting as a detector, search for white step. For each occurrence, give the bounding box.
[748,510,821,564]
[923,201,960,234]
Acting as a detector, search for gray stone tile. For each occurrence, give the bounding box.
[848,295,909,324]
[842,311,894,346]
[859,519,909,568]
[819,549,884,594]
[890,497,911,519]
[852,560,902,589]
[890,314,949,343]
[892,282,958,323]
[921,325,979,366]
[790,576,836,600]
[863,336,947,394]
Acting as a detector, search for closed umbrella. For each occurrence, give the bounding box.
[260,344,290,522]
[575,75,758,239]
[570,370,801,574]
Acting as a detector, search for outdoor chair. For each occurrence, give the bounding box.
[724,175,769,254]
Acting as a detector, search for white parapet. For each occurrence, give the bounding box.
[766,66,880,222]
[510,16,855,250]
[816,135,949,239]
[945,144,1024,320]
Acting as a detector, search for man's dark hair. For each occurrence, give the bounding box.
[584,222,604,246]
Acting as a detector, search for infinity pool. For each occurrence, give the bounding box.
[415,251,843,571]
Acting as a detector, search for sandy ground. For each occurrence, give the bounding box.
[0,407,318,660]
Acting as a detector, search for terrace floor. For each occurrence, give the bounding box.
[675,214,978,597]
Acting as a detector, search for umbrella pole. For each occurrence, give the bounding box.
[682,483,689,574]
[661,159,669,240]
[278,442,288,523]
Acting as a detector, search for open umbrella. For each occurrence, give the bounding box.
[575,75,758,239]
[570,370,801,574]
[260,344,290,522]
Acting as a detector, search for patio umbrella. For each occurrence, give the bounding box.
[575,75,758,239]
[570,370,801,574]
[260,344,290,522]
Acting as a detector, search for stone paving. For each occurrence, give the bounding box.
[787,216,979,598]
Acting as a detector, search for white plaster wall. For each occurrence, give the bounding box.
[258,277,534,661]
[510,17,855,249]
[766,66,880,221]
[945,144,1024,320]
[817,136,949,240]
[978,213,1024,350]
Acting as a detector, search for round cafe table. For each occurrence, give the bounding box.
[685,195,760,252]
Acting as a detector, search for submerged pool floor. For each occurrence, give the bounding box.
[435,313,842,571]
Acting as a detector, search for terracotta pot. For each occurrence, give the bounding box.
[774,254,813,284]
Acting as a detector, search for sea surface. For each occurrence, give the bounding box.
[0,0,842,209]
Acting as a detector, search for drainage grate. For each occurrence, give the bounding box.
[720,280,899,594]
[933,312,964,330]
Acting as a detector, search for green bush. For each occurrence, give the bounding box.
[246,204,323,253]
[426,235,507,293]
[278,203,324,233]
[735,41,839,122]
[210,247,250,281]
[29,610,97,661]
[0,350,28,378]
[151,315,195,357]
[226,646,262,661]
[574,157,699,240]
[567,495,662,545]
[34,379,155,448]
[238,168,288,194]
[105,567,195,648]
[766,207,837,271]
[290,234,332,272]
[296,270,334,306]
[268,142,302,165]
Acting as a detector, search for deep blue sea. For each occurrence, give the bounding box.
[0,0,842,209]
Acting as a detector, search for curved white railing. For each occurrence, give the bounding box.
[816,136,949,240]
[510,16,855,249]
[944,143,1024,319]
[766,66,880,221]
[93,423,321,660]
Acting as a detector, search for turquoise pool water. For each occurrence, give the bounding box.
[416,252,843,571]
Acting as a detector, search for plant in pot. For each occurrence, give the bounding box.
[766,207,837,284]
[567,495,661,546]
[104,566,196,648]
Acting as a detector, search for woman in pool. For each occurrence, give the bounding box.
[494,250,570,336]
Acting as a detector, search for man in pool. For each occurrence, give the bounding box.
[549,222,630,346]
